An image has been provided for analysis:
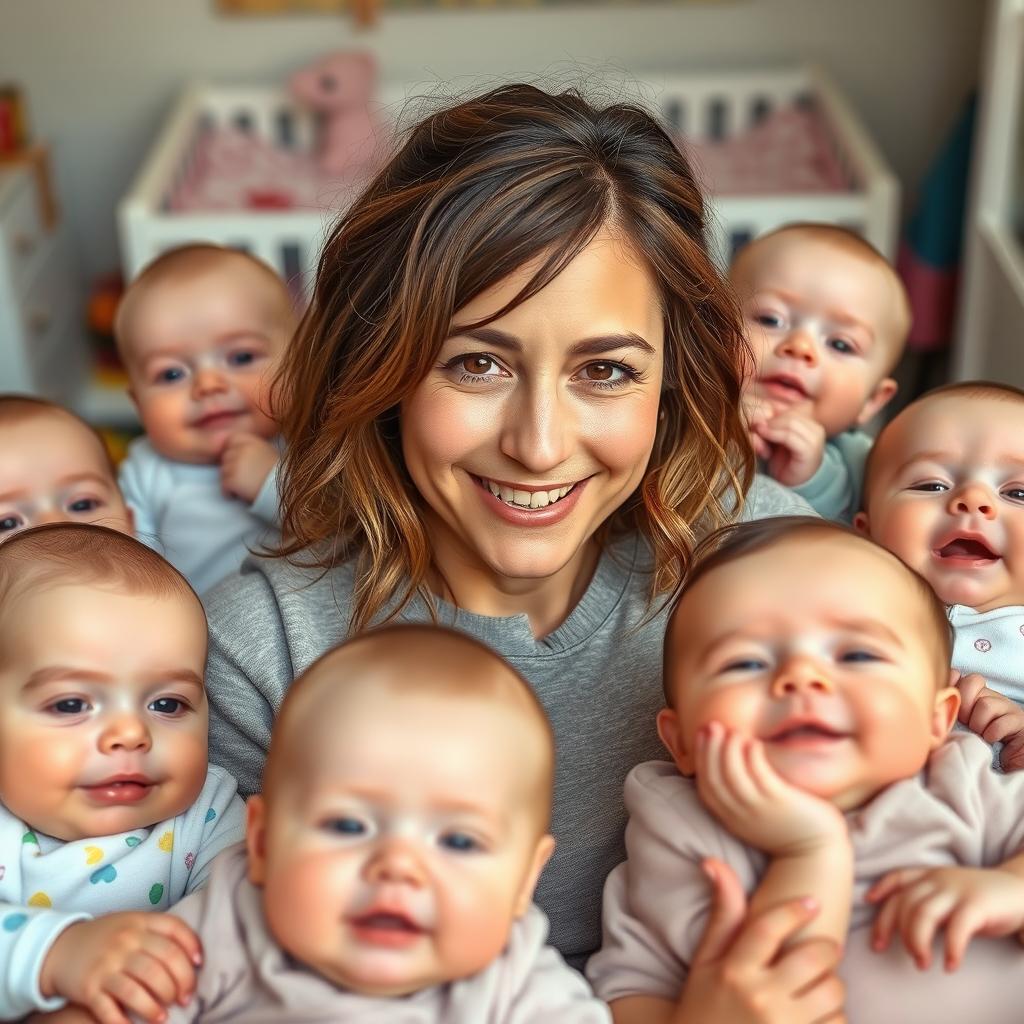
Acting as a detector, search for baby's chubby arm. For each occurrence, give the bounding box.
[867,853,1024,971]
[38,912,201,1024]
[696,723,853,950]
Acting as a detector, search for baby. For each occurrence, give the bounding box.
[589,517,1024,1024]
[731,223,910,522]
[856,381,1024,767]
[0,524,244,1023]
[162,625,610,1022]
[114,244,296,595]
[0,395,133,541]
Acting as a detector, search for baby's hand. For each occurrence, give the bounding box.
[39,912,201,1024]
[867,865,1024,970]
[740,393,774,460]
[219,432,278,504]
[957,672,1024,772]
[696,722,847,858]
[26,1008,101,1022]
[749,405,826,488]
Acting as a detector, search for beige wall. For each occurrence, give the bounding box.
[0,0,985,279]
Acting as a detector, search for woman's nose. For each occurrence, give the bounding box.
[498,383,574,473]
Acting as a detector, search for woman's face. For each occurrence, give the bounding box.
[401,228,664,589]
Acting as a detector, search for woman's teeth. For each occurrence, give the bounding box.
[481,479,574,509]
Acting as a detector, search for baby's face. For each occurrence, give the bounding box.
[733,233,901,437]
[122,263,289,464]
[0,414,133,541]
[660,534,957,811]
[0,583,209,840]
[249,684,553,997]
[859,394,1024,612]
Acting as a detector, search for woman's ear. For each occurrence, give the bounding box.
[246,796,268,886]
[657,707,695,775]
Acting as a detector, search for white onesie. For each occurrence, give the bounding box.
[0,765,244,1019]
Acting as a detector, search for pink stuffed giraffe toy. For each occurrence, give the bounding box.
[289,51,384,177]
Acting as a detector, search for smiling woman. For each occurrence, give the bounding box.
[203,83,812,967]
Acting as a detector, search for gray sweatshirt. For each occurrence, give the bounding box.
[203,475,811,966]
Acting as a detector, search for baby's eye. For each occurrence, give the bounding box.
[148,697,185,716]
[1003,487,1024,502]
[754,313,784,329]
[67,498,102,514]
[322,816,367,836]
[827,337,856,355]
[0,514,23,533]
[50,698,89,715]
[910,481,948,493]
[439,831,480,853]
[227,350,257,367]
[839,650,880,664]
[721,658,767,673]
[155,367,186,384]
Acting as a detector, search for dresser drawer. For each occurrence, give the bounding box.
[0,171,44,296]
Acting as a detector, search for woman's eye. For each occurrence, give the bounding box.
[439,831,479,853]
[156,367,186,384]
[458,355,500,376]
[68,498,101,514]
[322,817,367,836]
[827,337,856,355]
[0,514,23,533]
[149,697,185,716]
[51,698,88,715]
[227,350,257,367]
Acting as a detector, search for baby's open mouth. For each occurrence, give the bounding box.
[767,722,848,743]
[353,912,423,933]
[935,537,999,563]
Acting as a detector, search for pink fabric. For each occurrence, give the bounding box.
[686,106,850,196]
[897,239,960,352]
[168,128,373,213]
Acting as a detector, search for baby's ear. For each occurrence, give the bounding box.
[513,834,556,918]
[657,707,695,775]
[930,670,961,747]
[245,796,268,886]
[855,377,898,426]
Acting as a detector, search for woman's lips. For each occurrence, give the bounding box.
[473,474,587,527]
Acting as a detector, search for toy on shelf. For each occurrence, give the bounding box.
[288,51,384,177]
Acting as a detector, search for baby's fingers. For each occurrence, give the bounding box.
[899,889,953,969]
[867,867,927,903]
[871,893,901,951]
[138,932,198,1005]
[943,902,983,971]
[89,991,132,1024]
[146,914,203,969]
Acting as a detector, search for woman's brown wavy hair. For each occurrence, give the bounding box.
[274,83,754,634]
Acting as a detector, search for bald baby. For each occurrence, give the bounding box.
[246,624,558,997]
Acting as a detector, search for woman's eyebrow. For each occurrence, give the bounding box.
[455,326,655,356]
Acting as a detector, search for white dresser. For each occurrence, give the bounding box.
[0,164,88,401]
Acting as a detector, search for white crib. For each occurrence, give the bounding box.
[118,65,899,293]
